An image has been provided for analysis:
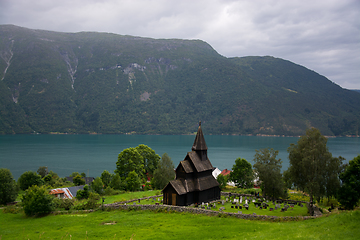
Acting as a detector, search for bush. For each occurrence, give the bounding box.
[76,185,90,200]
[53,198,75,210]
[21,185,54,217]
[18,171,43,191]
[73,192,100,210]
[0,168,18,205]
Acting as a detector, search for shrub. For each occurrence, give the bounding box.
[0,168,18,205]
[76,185,90,200]
[18,171,43,191]
[21,185,54,217]
[53,198,75,210]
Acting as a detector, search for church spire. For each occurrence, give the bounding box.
[192,121,208,151]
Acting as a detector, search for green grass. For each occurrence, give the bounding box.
[100,190,162,204]
[1,209,359,239]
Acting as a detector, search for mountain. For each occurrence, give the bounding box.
[0,25,359,136]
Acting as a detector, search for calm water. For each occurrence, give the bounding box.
[0,135,359,180]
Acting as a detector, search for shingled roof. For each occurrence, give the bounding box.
[192,122,207,151]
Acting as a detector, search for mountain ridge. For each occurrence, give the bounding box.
[0,25,359,136]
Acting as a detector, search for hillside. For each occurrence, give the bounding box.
[0,25,359,136]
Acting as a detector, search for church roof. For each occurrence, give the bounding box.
[187,151,213,172]
[192,122,207,151]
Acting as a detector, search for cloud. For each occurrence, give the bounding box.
[0,0,359,89]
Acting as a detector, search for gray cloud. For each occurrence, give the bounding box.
[1,0,359,89]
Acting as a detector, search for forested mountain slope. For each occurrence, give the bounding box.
[0,25,359,136]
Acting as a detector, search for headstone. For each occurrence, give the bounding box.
[238,211,242,214]
[270,208,274,211]
[133,202,136,205]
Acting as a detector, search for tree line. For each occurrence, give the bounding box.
[217,128,360,212]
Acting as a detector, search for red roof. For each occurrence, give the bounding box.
[50,189,65,194]
[220,169,232,176]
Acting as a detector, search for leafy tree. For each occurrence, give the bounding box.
[91,177,104,195]
[101,170,112,188]
[287,128,343,208]
[229,158,254,188]
[37,166,48,178]
[110,174,124,190]
[73,174,85,186]
[18,171,44,191]
[115,147,145,180]
[0,168,18,205]
[216,174,228,190]
[125,170,141,191]
[70,172,80,177]
[81,172,86,177]
[253,148,287,199]
[135,144,160,176]
[21,185,54,216]
[337,155,360,209]
[152,153,175,190]
[76,185,90,199]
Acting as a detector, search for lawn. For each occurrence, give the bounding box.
[1,209,359,239]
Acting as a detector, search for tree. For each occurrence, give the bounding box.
[287,128,343,208]
[337,155,360,209]
[135,144,160,176]
[70,172,80,177]
[110,174,124,190]
[73,174,85,186]
[91,177,104,195]
[76,185,90,199]
[152,153,175,190]
[125,171,141,191]
[18,171,44,191]
[216,174,228,190]
[115,147,145,180]
[0,168,18,205]
[37,166,48,178]
[101,170,112,188]
[21,185,54,216]
[229,158,254,188]
[253,148,287,199]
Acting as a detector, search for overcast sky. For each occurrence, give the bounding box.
[1,0,359,89]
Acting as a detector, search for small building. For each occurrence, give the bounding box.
[163,122,221,206]
[50,185,85,199]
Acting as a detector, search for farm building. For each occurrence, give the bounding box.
[163,122,221,206]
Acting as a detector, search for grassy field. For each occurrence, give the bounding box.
[1,208,359,239]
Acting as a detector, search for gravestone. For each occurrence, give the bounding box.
[238,211,242,214]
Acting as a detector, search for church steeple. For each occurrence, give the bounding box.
[192,121,208,151]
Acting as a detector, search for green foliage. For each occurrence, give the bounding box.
[125,171,141,191]
[73,174,85,186]
[253,148,287,199]
[37,166,48,178]
[53,197,75,210]
[1,26,359,136]
[73,192,100,210]
[287,128,343,206]
[70,172,80,177]
[115,147,145,180]
[216,174,228,190]
[109,174,124,190]
[100,170,112,188]
[152,153,175,190]
[18,171,43,191]
[0,168,18,205]
[337,155,360,209]
[21,185,54,217]
[135,144,160,176]
[229,158,254,188]
[76,185,90,200]
[91,177,104,195]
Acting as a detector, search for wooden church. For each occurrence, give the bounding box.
[163,122,221,206]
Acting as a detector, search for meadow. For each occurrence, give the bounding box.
[1,207,359,239]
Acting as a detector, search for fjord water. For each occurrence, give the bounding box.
[1,134,359,180]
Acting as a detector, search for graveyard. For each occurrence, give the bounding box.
[111,193,309,218]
